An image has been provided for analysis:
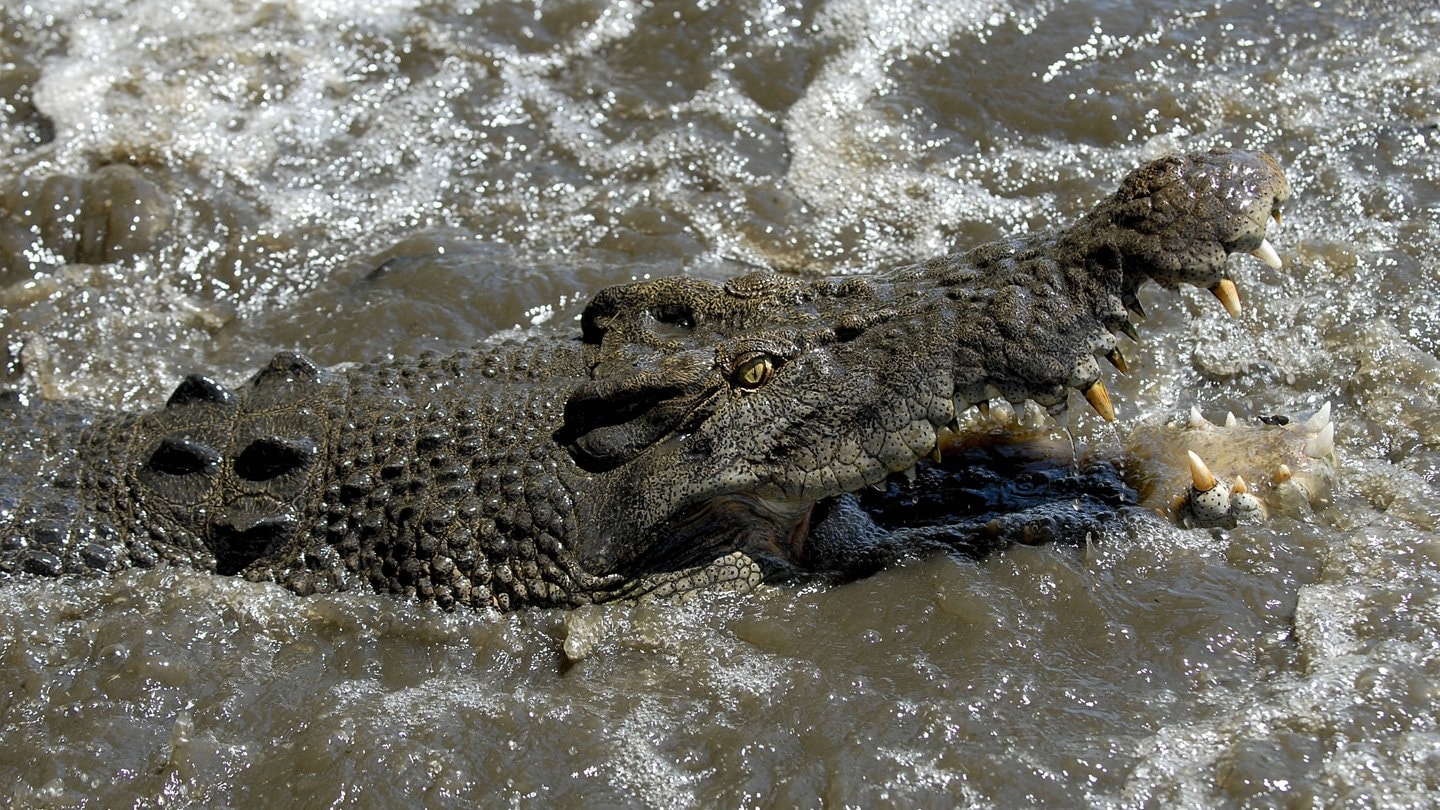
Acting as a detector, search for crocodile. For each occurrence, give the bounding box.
[0,148,1331,611]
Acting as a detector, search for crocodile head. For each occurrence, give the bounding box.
[561,149,1291,583]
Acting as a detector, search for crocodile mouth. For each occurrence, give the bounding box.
[641,395,1340,588]
[640,432,1121,582]
[634,492,816,578]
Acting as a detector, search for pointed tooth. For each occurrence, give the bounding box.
[992,402,1014,426]
[1122,292,1147,319]
[1272,210,1283,227]
[1188,406,1210,429]
[1021,401,1050,428]
[1252,238,1282,269]
[977,400,991,419]
[929,444,943,463]
[1187,451,1218,492]
[1305,421,1336,459]
[1275,463,1293,484]
[1225,411,1238,428]
[1211,279,1242,317]
[1305,402,1332,431]
[903,467,918,483]
[1232,475,1249,495]
[947,399,964,432]
[1105,348,1129,374]
[1083,380,1115,422]
[1117,320,1140,342]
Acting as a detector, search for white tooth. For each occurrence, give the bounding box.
[1304,421,1336,459]
[1252,238,1282,269]
[1187,451,1218,492]
[903,467,918,483]
[992,401,1016,425]
[1225,411,1238,428]
[1188,406,1209,429]
[1021,401,1048,429]
[1305,402,1332,431]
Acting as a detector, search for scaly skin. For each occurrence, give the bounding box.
[0,149,1304,610]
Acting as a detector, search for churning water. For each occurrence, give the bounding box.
[1,0,1438,806]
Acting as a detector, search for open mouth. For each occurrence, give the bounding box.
[795,429,1138,575]
[642,427,1140,586]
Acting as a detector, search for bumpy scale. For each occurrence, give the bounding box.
[0,149,1324,610]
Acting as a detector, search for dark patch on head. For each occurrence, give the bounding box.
[234,436,317,481]
[147,437,222,476]
[651,303,697,330]
[166,374,235,407]
[211,508,297,575]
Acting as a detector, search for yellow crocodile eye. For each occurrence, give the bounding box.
[733,355,775,389]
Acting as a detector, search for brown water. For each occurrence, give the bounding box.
[2,0,1439,806]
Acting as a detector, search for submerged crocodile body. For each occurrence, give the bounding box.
[0,149,1330,610]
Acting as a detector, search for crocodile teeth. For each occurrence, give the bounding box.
[1305,402,1332,431]
[1275,463,1293,484]
[1187,450,1218,492]
[1122,292,1147,319]
[1188,406,1211,429]
[1232,475,1249,494]
[991,402,1016,426]
[1304,421,1336,459]
[1225,411,1238,428]
[1105,348,1129,374]
[1211,279,1242,317]
[1272,210,1283,227]
[1252,238,1282,269]
[1083,380,1115,422]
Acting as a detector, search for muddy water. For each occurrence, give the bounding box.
[2,0,1438,806]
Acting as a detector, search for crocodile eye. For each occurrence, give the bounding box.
[733,354,776,389]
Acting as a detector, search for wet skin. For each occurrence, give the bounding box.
[0,149,1328,611]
